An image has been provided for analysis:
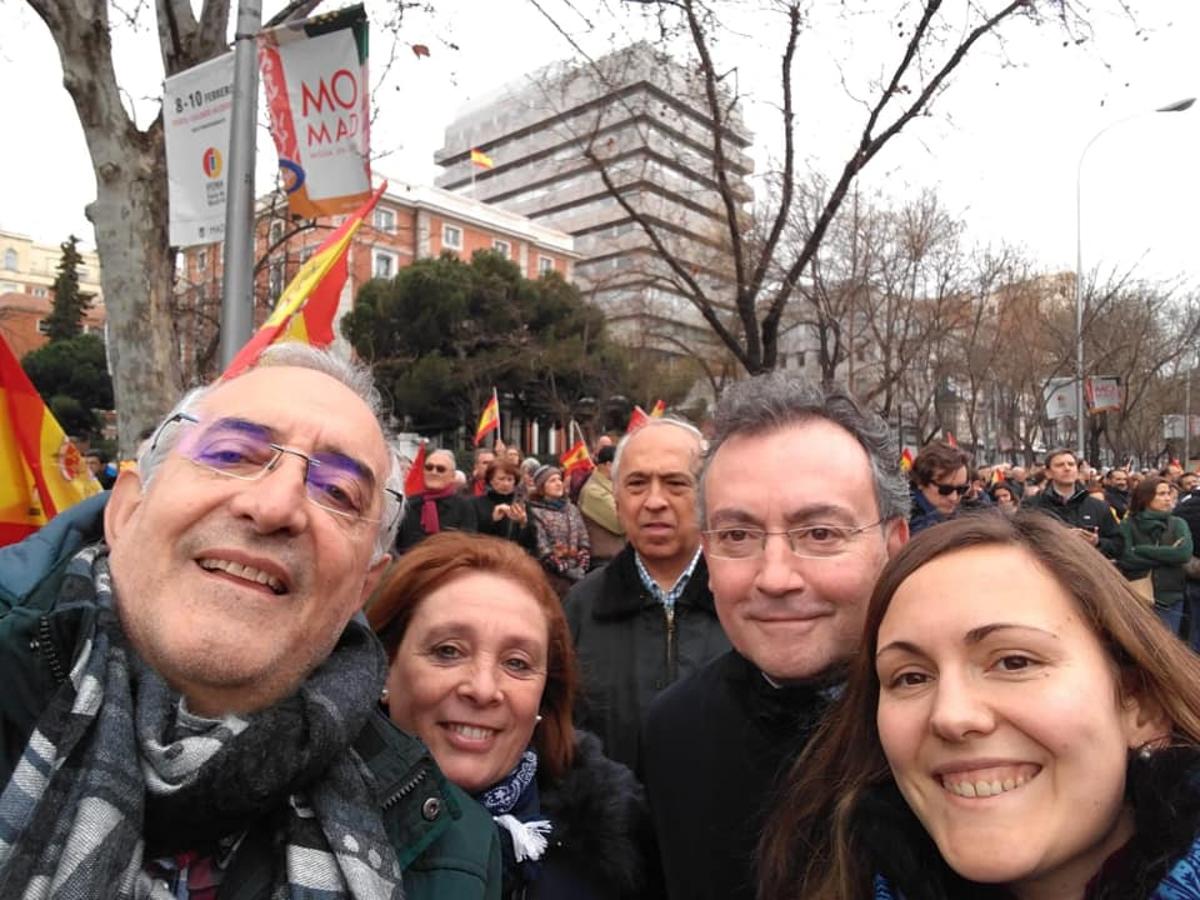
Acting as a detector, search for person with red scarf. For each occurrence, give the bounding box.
[396,449,479,553]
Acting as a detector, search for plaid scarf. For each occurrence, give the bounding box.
[0,544,404,900]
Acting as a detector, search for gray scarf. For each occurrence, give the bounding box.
[0,544,404,899]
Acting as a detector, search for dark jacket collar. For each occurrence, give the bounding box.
[591,544,716,620]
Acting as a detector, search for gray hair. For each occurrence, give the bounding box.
[429,448,456,469]
[611,416,705,486]
[137,343,403,561]
[697,373,909,526]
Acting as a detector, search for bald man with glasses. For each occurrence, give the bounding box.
[640,373,910,900]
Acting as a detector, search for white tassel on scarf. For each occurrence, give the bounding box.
[493,815,553,862]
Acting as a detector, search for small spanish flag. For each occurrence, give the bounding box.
[649,399,666,417]
[470,148,494,170]
[222,181,388,380]
[559,440,594,477]
[626,405,650,434]
[474,388,500,446]
[900,448,914,472]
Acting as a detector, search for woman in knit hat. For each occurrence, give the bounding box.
[527,464,591,598]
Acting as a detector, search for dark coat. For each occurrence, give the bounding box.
[868,747,1200,899]
[1023,482,1123,559]
[563,545,729,771]
[640,650,836,900]
[0,495,501,900]
[908,484,948,535]
[473,489,537,553]
[396,492,479,553]
[504,732,650,900]
[1118,511,1193,606]
[1106,486,1131,521]
[1174,488,1200,560]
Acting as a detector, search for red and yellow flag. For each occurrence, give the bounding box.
[899,447,914,473]
[559,440,593,477]
[222,181,388,380]
[649,399,666,417]
[0,332,100,546]
[404,440,428,497]
[626,405,650,434]
[474,388,500,447]
[470,148,494,170]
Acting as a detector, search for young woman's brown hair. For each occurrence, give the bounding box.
[757,511,1200,900]
[367,531,578,778]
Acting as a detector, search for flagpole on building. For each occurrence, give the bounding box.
[219,0,262,367]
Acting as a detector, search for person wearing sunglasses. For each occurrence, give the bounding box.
[395,448,479,554]
[908,440,972,535]
[0,344,501,899]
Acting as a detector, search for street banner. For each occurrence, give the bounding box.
[474,388,500,446]
[1162,416,1200,440]
[221,181,386,380]
[1044,377,1078,421]
[164,52,235,247]
[259,4,372,219]
[0,332,100,546]
[1085,376,1122,413]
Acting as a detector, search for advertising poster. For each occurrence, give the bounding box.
[258,5,371,219]
[164,52,235,247]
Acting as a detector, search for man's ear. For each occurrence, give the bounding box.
[104,468,145,546]
[884,517,910,559]
[359,553,392,607]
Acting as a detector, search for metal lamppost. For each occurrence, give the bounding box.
[1074,96,1195,460]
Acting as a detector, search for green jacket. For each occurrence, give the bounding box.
[0,494,501,900]
[1118,510,1193,607]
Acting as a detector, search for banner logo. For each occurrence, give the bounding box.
[202,147,223,179]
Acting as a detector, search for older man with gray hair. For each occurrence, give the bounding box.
[640,372,910,900]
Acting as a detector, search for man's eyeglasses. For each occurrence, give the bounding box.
[151,412,401,526]
[424,463,450,474]
[702,522,883,560]
[934,483,970,497]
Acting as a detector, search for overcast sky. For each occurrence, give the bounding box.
[3,1,1197,289]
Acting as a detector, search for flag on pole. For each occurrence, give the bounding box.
[559,440,593,477]
[404,440,428,497]
[0,332,100,546]
[944,432,958,448]
[222,181,387,380]
[474,388,500,447]
[899,448,914,473]
[626,405,650,434]
[649,399,666,417]
[470,148,494,170]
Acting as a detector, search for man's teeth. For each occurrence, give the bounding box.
[449,724,496,740]
[199,558,285,594]
[942,766,1038,798]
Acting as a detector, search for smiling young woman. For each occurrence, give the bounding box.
[757,512,1200,900]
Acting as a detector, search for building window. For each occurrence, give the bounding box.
[374,208,396,233]
[3,249,16,270]
[197,249,207,272]
[77,267,89,281]
[492,239,511,258]
[373,250,396,279]
[538,256,554,275]
[856,348,867,363]
[269,262,283,297]
[32,287,47,298]
[269,221,284,245]
[442,224,463,250]
[299,246,315,263]
[795,351,806,369]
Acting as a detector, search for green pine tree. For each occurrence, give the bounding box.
[39,235,93,342]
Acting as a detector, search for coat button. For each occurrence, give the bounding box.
[421,797,441,821]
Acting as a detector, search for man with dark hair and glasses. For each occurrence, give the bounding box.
[908,440,972,535]
[0,344,501,898]
[394,447,478,553]
[640,372,910,900]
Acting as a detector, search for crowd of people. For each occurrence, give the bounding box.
[2,343,1200,899]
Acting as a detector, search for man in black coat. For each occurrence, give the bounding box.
[1024,448,1122,558]
[395,448,478,553]
[1104,466,1131,520]
[640,374,911,900]
[564,419,729,772]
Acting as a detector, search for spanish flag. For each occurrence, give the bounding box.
[0,332,101,546]
[559,440,593,477]
[900,447,914,473]
[222,181,388,380]
[649,399,666,417]
[474,388,500,446]
[470,148,494,170]
[626,405,650,434]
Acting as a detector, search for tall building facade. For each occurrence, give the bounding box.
[434,42,754,352]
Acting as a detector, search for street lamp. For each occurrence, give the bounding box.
[1075,96,1195,460]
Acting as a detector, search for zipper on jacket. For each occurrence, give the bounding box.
[664,603,677,682]
[36,616,68,685]
[380,765,429,811]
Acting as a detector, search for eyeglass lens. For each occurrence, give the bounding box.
[424,463,449,473]
[935,483,969,496]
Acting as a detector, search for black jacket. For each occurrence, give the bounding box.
[1106,486,1131,521]
[1024,482,1123,558]
[473,489,537,553]
[641,650,836,900]
[563,545,729,771]
[396,493,479,553]
[505,731,650,900]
